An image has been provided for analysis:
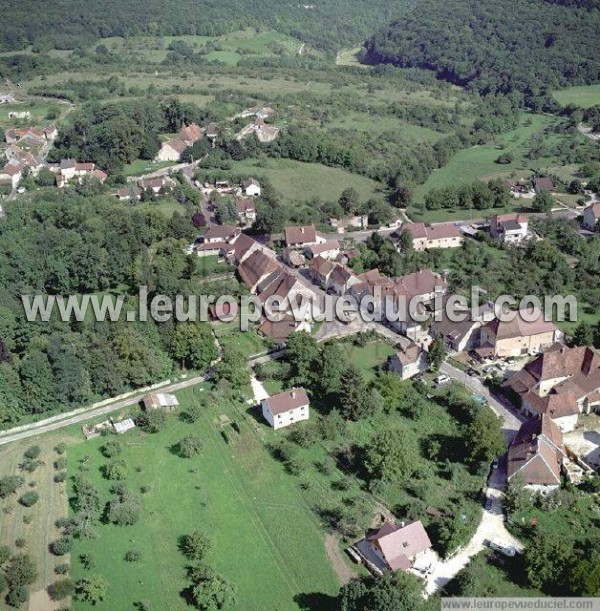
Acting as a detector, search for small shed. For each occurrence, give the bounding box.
[142,392,180,412]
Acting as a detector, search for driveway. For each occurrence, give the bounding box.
[421,459,524,596]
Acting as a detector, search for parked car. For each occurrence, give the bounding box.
[466,368,477,377]
[492,459,499,470]
[488,538,516,557]
[434,374,451,386]
[485,497,493,510]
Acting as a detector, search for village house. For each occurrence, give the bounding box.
[155,138,188,162]
[582,203,600,231]
[5,125,57,145]
[261,388,310,430]
[503,343,600,431]
[489,213,530,244]
[308,256,336,289]
[242,178,261,197]
[237,249,282,293]
[477,308,562,359]
[284,224,322,249]
[258,314,310,344]
[403,222,464,251]
[205,123,219,142]
[0,159,25,188]
[354,520,432,574]
[328,264,360,295]
[305,240,340,261]
[387,339,428,380]
[56,160,103,187]
[507,415,565,490]
[236,117,280,143]
[235,198,257,226]
[533,177,554,194]
[142,392,180,412]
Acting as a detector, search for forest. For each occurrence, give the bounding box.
[363,0,600,105]
[0,0,414,54]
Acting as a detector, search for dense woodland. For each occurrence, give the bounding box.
[0,0,414,54]
[364,0,600,105]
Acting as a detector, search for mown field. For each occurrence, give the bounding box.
[553,84,600,108]
[224,158,383,204]
[66,385,340,611]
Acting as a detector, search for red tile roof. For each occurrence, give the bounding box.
[263,388,309,415]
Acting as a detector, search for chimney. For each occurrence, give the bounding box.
[291,390,296,399]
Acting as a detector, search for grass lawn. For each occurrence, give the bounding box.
[413,113,556,202]
[212,323,270,359]
[338,339,396,380]
[67,386,340,611]
[135,197,187,219]
[0,100,63,131]
[553,84,600,108]
[122,159,176,177]
[225,158,383,204]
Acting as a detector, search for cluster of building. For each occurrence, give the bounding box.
[116,176,176,201]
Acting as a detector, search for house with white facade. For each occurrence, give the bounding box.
[261,388,310,430]
[387,340,427,380]
[489,213,529,244]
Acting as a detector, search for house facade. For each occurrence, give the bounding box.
[387,341,427,380]
[582,203,600,231]
[489,213,529,244]
[403,223,464,251]
[261,388,310,430]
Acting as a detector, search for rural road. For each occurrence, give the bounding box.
[0,350,286,447]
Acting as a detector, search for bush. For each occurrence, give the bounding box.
[178,435,203,458]
[50,537,73,556]
[6,585,28,607]
[23,446,41,460]
[103,460,127,481]
[55,563,70,575]
[124,549,141,562]
[54,472,67,483]
[54,457,66,470]
[18,492,39,507]
[137,410,168,433]
[101,439,122,458]
[0,476,25,499]
[54,443,67,455]
[14,538,26,549]
[48,578,75,601]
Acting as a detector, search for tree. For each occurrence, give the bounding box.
[338,188,359,214]
[569,555,600,596]
[178,435,203,458]
[180,531,213,563]
[572,320,593,346]
[124,549,141,562]
[465,405,505,464]
[137,409,168,433]
[316,342,345,395]
[567,179,583,195]
[188,565,236,611]
[5,554,37,589]
[18,491,39,507]
[339,572,425,611]
[23,445,41,460]
[100,439,122,458]
[75,575,109,605]
[532,190,554,213]
[213,348,248,391]
[171,323,217,370]
[47,578,75,601]
[365,428,419,481]
[504,472,531,515]
[0,476,24,498]
[339,365,376,421]
[397,229,413,255]
[285,332,319,386]
[50,537,72,556]
[103,459,127,481]
[525,531,574,593]
[427,336,447,371]
[107,489,142,526]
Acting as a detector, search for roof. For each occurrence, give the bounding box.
[242,178,260,188]
[258,269,300,303]
[392,342,423,366]
[330,265,356,286]
[238,249,281,288]
[508,415,564,485]
[113,418,136,434]
[534,177,554,192]
[367,521,432,571]
[491,213,528,227]
[143,392,179,409]
[236,198,256,213]
[60,158,76,169]
[522,390,579,419]
[308,240,340,256]
[89,169,108,181]
[203,224,240,241]
[484,308,558,341]
[263,388,309,415]
[585,203,600,220]
[396,269,445,299]
[405,223,428,239]
[310,256,335,278]
[502,220,523,232]
[75,162,95,172]
[164,138,188,154]
[179,123,203,143]
[258,315,298,341]
[284,224,317,246]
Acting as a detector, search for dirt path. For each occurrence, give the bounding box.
[324,534,357,585]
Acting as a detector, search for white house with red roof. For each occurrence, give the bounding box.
[403,223,464,251]
[489,213,529,244]
[582,203,600,232]
[261,388,310,430]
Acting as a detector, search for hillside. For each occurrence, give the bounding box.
[363,0,600,100]
[1,0,414,53]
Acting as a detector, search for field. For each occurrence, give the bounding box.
[224,158,383,204]
[0,430,80,611]
[553,84,600,108]
[66,386,341,611]
[0,99,65,131]
[413,113,556,203]
[212,323,270,359]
